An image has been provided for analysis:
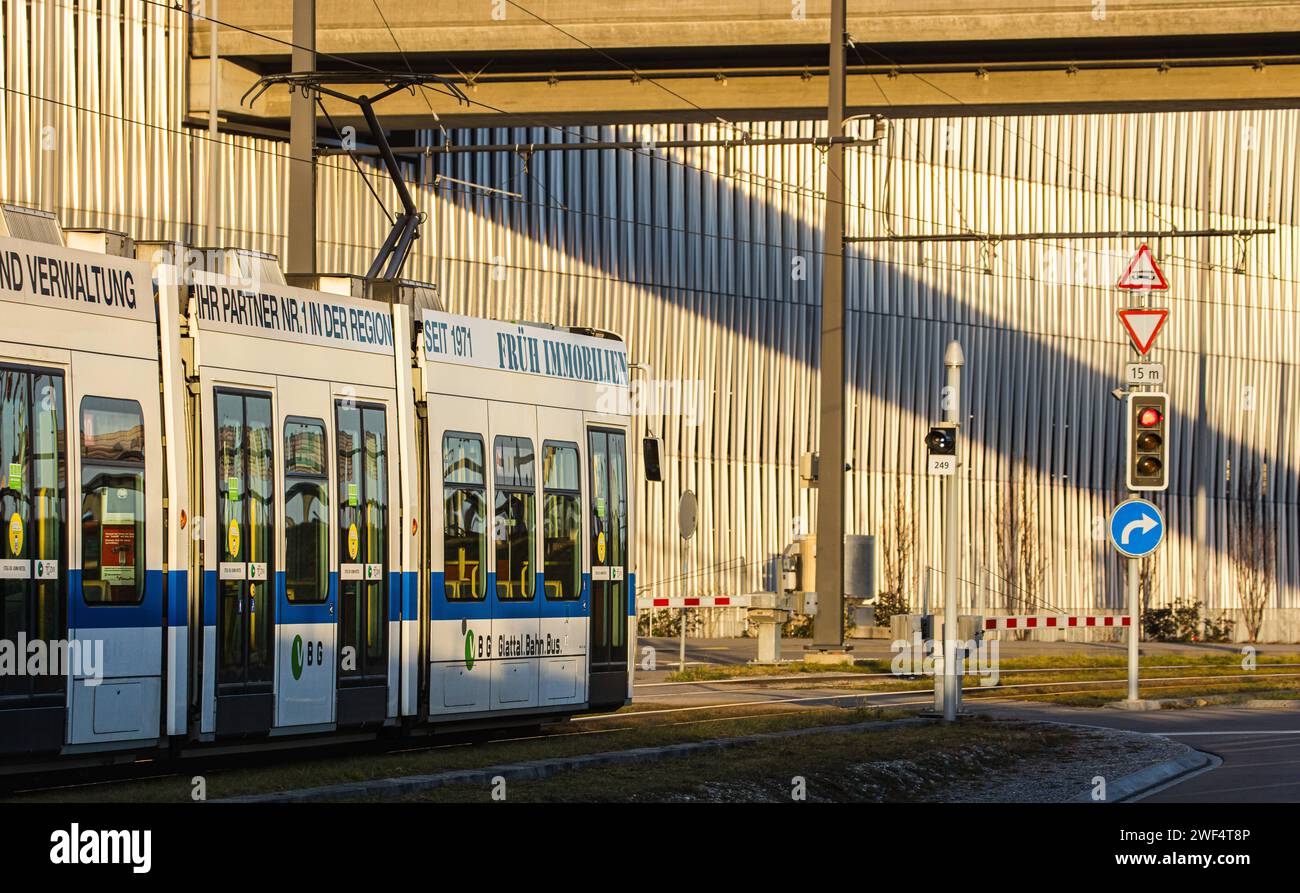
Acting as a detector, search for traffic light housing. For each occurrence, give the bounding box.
[1126,392,1169,492]
[925,422,958,476]
[925,423,956,456]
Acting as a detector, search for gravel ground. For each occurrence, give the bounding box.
[937,723,1191,802]
[637,722,1193,803]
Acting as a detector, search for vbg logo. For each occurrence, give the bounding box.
[291,634,324,680]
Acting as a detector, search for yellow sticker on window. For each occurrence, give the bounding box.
[596,530,606,563]
[227,518,241,560]
[7,513,22,556]
[348,523,360,561]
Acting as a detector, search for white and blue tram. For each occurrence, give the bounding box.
[0,212,643,762]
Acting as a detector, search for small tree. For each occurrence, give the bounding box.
[1138,554,1158,613]
[876,474,917,626]
[1229,457,1275,641]
[996,465,1048,617]
[1018,478,1049,613]
[995,480,1021,614]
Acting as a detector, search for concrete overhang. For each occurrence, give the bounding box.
[186,1,1300,129]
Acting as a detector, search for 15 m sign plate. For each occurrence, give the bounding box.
[1126,362,1165,386]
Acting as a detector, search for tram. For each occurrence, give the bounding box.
[0,204,647,762]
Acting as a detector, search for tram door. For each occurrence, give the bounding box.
[586,427,628,710]
[214,390,276,735]
[335,401,389,725]
[0,365,67,754]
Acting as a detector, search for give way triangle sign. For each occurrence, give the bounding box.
[1117,244,1169,289]
[1117,308,1169,355]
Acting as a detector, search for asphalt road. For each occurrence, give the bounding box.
[967,701,1300,803]
[631,636,1300,801]
[627,671,1300,802]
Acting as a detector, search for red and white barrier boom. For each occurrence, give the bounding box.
[982,615,1131,631]
[640,596,753,609]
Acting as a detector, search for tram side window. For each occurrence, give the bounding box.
[494,436,536,601]
[542,442,581,600]
[80,397,145,605]
[285,419,328,604]
[443,433,487,601]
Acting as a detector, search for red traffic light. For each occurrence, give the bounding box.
[1137,406,1163,427]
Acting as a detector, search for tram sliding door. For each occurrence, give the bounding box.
[214,389,276,735]
[488,402,540,710]
[275,381,337,729]
[335,401,389,725]
[0,365,67,754]
[538,407,585,706]
[427,395,492,717]
[68,352,165,748]
[586,427,629,710]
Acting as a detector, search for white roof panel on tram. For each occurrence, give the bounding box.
[0,235,154,323]
[420,309,629,390]
[189,270,396,356]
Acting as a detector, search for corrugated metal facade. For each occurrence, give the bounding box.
[5,1,1299,639]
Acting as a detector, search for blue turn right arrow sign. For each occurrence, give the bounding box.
[1108,498,1165,558]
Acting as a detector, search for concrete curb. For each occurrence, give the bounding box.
[218,717,926,803]
[1072,749,1214,803]
[1103,699,1164,711]
[1133,695,1300,710]
[1243,699,1300,710]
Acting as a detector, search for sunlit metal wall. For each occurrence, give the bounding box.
[4,1,1298,639]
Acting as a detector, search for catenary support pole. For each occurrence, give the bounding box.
[287,0,317,274]
[813,0,847,650]
[207,0,220,245]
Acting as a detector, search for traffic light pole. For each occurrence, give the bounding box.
[1127,284,1151,703]
[1128,559,1139,701]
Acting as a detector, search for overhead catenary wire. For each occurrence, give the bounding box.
[116,0,1273,260]
[43,0,1252,258]
[15,72,1297,331]
[7,4,1295,302]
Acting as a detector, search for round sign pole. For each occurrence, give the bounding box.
[678,491,698,672]
[1131,280,1150,704]
[1108,497,1165,702]
[1127,554,1139,702]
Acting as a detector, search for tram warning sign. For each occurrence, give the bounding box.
[1118,308,1169,356]
[1117,244,1169,290]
